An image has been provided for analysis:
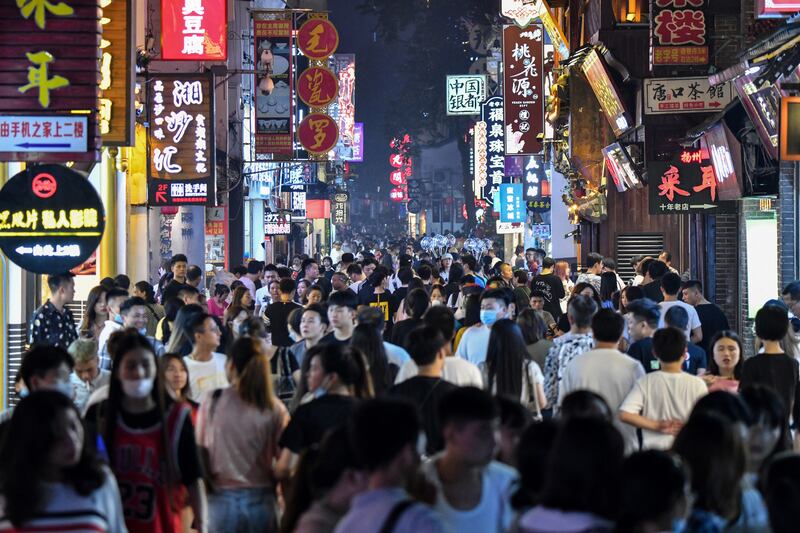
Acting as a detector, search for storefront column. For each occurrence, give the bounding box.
[0,163,8,407]
[99,148,118,278]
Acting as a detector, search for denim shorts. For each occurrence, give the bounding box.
[208,487,277,533]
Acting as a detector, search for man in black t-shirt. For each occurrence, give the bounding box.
[625,299,661,373]
[388,325,457,455]
[161,254,190,304]
[531,257,565,320]
[320,289,358,346]
[682,280,730,354]
[265,278,302,347]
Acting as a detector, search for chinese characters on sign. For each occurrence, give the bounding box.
[388,134,412,201]
[298,113,339,155]
[331,191,349,225]
[523,155,551,212]
[648,150,736,215]
[500,0,570,59]
[297,18,339,61]
[297,66,338,108]
[147,73,214,206]
[328,54,356,161]
[734,74,779,159]
[254,16,293,156]
[473,121,488,199]
[478,96,506,205]
[0,164,105,274]
[651,0,708,66]
[446,75,487,116]
[503,24,544,155]
[1,0,100,162]
[263,210,291,235]
[351,123,364,162]
[644,78,733,114]
[99,0,135,145]
[161,0,227,60]
[580,48,631,137]
[499,183,525,223]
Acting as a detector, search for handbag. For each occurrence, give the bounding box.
[524,360,543,421]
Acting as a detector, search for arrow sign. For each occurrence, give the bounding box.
[708,101,721,108]
[0,116,88,153]
[689,204,716,209]
[15,142,72,149]
[155,190,167,203]
[15,246,33,255]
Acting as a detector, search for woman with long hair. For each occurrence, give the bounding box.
[517,308,553,371]
[673,411,746,531]
[87,329,207,533]
[229,286,253,313]
[554,260,573,314]
[165,304,205,357]
[392,288,429,348]
[599,272,618,310]
[556,282,602,334]
[454,293,482,351]
[351,323,393,394]
[80,285,108,339]
[0,390,126,531]
[160,353,196,408]
[702,331,744,393]
[133,281,164,337]
[485,319,547,418]
[157,297,185,344]
[207,284,230,320]
[276,344,372,480]
[196,336,289,532]
[296,279,311,305]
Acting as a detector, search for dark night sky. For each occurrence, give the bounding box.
[328,0,400,196]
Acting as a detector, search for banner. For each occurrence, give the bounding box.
[254,16,293,155]
[161,0,227,60]
[524,155,551,212]
[0,0,101,162]
[503,24,544,155]
[651,0,708,66]
[147,73,215,206]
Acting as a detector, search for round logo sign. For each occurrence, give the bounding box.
[297,19,339,60]
[407,199,421,214]
[297,67,339,108]
[0,164,105,274]
[298,113,339,155]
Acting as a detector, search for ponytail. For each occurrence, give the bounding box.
[228,336,275,411]
[318,344,374,399]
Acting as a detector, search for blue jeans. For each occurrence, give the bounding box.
[208,487,277,533]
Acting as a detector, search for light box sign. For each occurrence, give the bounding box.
[351,122,364,162]
[648,150,736,215]
[780,96,800,161]
[147,73,215,206]
[700,122,742,200]
[0,0,101,162]
[100,0,135,145]
[480,96,506,205]
[161,0,227,60]
[264,209,290,235]
[254,16,293,156]
[0,164,105,274]
[757,0,800,17]
[644,77,733,114]
[524,155,551,212]
[602,143,642,192]
[332,190,349,225]
[503,24,544,155]
[651,0,708,66]
[501,0,570,59]
[446,75,486,116]
[581,49,632,138]
[734,74,779,159]
[499,183,525,223]
[328,54,356,161]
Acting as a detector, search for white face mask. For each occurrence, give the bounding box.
[52,380,74,399]
[122,378,155,399]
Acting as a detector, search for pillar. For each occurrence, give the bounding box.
[99,147,118,278]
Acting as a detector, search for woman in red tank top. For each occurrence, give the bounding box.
[88,329,208,533]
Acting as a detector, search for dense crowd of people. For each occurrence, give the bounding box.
[7,240,800,532]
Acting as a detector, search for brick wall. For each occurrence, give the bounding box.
[778,161,798,287]
[714,213,739,332]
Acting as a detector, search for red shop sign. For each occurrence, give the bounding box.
[297,67,338,108]
[389,169,406,186]
[298,113,339,155]
[651,0,708,66]
[297,19,339,61]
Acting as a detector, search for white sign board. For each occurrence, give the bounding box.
[446,75,486,116]
[496,220,524,234]
[0,116,88,152]
[644,78,734,115]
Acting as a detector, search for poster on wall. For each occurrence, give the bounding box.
[254,15,293,156]
[147,73,215,206]
[503,24,544,155]
[651,0,708,66]
[161,0,227,60]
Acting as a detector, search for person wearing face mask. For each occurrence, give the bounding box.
[0,344,75,438]
[196,336,290,532]
[455,289,511,368]
[67,338,110,412]
[120,297,165,357]
[0,391,127,532]
[97,288,129,371]
[86,329,207,533]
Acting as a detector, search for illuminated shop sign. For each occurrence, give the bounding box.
[446,75,486,116]
[580,48,631,138]
[254,15,293,156]
[264,209,291,235]
[648,149,736,215]
[503,24,544,154]
[0,164,105,273]
[651,0,708,66]
[161,0,227,60]
[100,0,135,145]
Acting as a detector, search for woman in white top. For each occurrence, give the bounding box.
[0,390,126,532]
[485,319,548,418]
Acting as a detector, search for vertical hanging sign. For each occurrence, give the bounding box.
[651,0,708,66]
[100,0,135,145]
[254,15,293,156]
[479,96,506,205]
[503,24,544,155]
[147,73,215,206]
[161,0,227,60]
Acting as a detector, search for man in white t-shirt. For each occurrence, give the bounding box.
[658,272,702,344]
[183,314,229,401]
[421,387,517,533]
[254,265,279,316]
[620,327,707,450]
[560,309,644,453]
[455,289,510,368]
